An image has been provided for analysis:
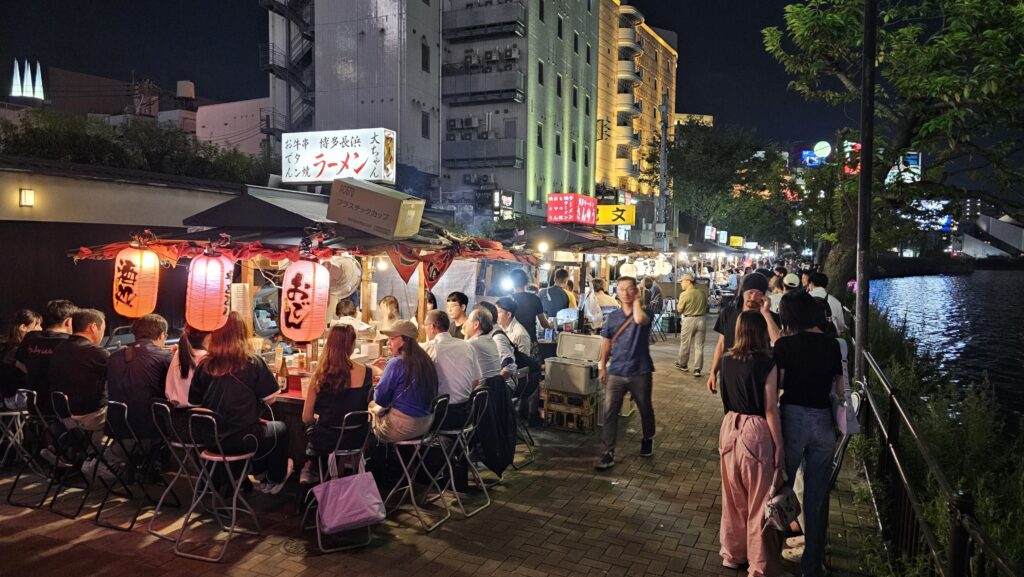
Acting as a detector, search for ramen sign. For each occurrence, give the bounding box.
[281,128,396,185]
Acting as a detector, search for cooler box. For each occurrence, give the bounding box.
[545,333,602,395]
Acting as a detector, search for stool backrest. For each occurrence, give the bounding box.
[187,408,222,454]
[463,388,489,441]
[15,389,38,417]
[106,400,137,442]
[330,410,371,455]
[50,391,72,420]
[422,394,450,444]
[151,401,180,447]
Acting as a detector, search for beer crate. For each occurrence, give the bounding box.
[541,389,599,433]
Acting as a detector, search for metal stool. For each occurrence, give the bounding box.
[434,388,491,517]
[95,401,168,531]
[382,394,451,533]
[301,410,373,552]
[174,409,260,563]
[148,401,194,541]
[6,389,57,509]
[0,396,32,467]
[49,391,113,519]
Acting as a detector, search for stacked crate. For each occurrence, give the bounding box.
[541,389,600,432]
[542,333,604,433]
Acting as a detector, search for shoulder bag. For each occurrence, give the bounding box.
[312,459,386,534]
[763,468,800,533]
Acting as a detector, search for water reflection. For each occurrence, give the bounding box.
[870,271,1024,413]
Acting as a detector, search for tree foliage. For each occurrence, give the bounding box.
[764,0,1024,281]
[0,109,275,184]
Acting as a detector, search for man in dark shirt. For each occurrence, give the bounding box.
[707,273,780,393]
[594,276,656,470]
[15,299,76,415]
[541,268,571,319]
[446,291,470,339]
[50,309,109,432]
[509,269,550,346]
[107,314,172,440]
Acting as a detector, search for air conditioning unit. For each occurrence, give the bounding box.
[479,131,489,140]
[429,177,440,188]
[447,119,460,129]
[504,63,515,71]
[482,66,493,73]
[507,48,520,59]
[463,174,475,184]
[484,50,496,61]
[461,132,473,140]
[469,55,481,65]
[480,173,493,184]
[465,116,480,127]
[447,133,457,141]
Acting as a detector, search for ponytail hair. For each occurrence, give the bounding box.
[178,325,210,379]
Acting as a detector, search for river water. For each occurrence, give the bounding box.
[870,270,1024,414]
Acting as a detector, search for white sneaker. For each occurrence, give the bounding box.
[262,458,294,495]
[299,466,316,485]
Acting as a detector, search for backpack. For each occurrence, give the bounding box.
[493,328,540,375]
[812,296,838,339]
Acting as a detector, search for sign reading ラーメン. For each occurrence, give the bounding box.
[281,128,397,185]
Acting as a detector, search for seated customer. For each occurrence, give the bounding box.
[369,321,438,443]
[16,300,76,415]
[164,324,208,438]
[107,314,172,440]
[1,308,41,410]
[475,302,517,379]
[421,310,481,429]
[189,312,293,494]
[300,324,371,484]
[50,309,109,433]
[463,309,504,384]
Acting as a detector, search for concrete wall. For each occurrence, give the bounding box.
[197,97,270,156]
[978,214,1024,252]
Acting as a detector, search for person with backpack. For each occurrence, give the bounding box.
[807,272,847,334]
[541,268,574,319]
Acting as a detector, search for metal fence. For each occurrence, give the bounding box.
[857,351,1020,577]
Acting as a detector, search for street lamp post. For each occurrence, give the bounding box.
[855,0,878,386]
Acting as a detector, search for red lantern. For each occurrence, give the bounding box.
[280,259,330,342]
[112,246,160,318]
[186,253,234,332]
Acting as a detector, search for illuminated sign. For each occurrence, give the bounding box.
[704,225,717,240]
[546,193,597,225]
[596,205,636,226]
[281,128,396,185]
[843,141,862,175]
[886,151,922,185]
[717,230,728,244]
[729,235,744,247]
[493,190,515,221]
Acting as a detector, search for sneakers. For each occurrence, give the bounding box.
[259,458,294,495]
[722,559,745,569]
[640,438,653,457]
[693,369,702,378]
[298,465,315,485]
[593,452,615,470]
[674,362,688,372]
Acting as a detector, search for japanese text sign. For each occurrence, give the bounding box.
[596,204,636,226]
[546,193,597,225]
[282,128,396,185]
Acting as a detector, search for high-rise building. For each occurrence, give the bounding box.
[263,0,442,194]
[594,0,677,199]
[440,0,598,221]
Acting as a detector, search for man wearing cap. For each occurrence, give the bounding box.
[674,274,708,377]
[707,272,781,394]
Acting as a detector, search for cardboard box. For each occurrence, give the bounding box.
[328,178,425,240]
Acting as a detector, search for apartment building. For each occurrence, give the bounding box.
[594,0,677,198]
[440,0,599,221]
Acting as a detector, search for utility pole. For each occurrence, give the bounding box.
[657,92,669,251]
[855,0,877,386]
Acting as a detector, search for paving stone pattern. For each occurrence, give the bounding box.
[0,320,878,577]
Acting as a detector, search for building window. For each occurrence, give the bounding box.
[556,74,562,97]
[555,133,561,156]
[572,86,578,108]
[574,33,579,54]
[584,146,590,167]
[571,141,577,162]
[539,0,544,22]
[421,40,430,73]
[587,0,592,12]
[585,95,590,116]
[586,44,591,64]
[557,16,563,38]
[421,111,430,139]
[537,123,543,148]
[538,60,544,85]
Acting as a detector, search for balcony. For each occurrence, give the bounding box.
[443,0,526,42]
[618,4,645,25]
[443,70,525,106]
[443,138,525,169]
[614,125,640,146]
[615,92,642,116]
[614,157,640,176]
[617,28,642,55]
[259,43,312,97]
[259,0,313,39]
[616,60,641,84]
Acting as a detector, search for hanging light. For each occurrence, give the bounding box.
[537,241,550,253]
[620,263,637,277]
[376,257,389,272]
[112,245,160,318]
[185,250,235,332]
[280,257,330,343]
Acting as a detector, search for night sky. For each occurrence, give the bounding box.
[2,0,852,145]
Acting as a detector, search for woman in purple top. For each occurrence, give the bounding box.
[369,320,438,442]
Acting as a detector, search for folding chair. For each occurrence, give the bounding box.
[382,394,451,533]
[95,400,168,531]
[300,410,373,552]
[510,367,535,470]
[6,389,58,509]
[650,312,667,343]
[175,409,260,563]
[0,395,32,467]
[435,388,491,517]
[148,401,195,541]
[49,391,122,519]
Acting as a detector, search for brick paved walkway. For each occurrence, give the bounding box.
[0,321,878,577]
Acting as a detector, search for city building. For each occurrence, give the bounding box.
[594,0,677,243]
[196,97,271,156]
[263,0,442,195]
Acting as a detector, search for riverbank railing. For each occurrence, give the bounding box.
[857,350,1021,577]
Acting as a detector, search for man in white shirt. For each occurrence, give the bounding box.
[807,272,848,334]
[495,297,531,354]
[463,309,503,380]
[474,302,517,380]
[421,310,481,411]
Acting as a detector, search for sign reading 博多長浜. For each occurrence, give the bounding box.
[281,128,396,185]
[596,205,636,226]
[546,193,597,225]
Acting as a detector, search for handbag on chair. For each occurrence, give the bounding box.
[763,469,800,533]
[312,464,386,534]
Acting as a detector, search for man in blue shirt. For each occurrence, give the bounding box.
[595,276,655,470]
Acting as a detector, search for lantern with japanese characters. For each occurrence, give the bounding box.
[280,258,330,342]
[186,253,235,332]
[112,246,160,318]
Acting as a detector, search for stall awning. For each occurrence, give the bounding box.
[685,240,745,254]
[500,225,653,254]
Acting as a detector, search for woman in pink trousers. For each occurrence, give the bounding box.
[710,310,785,576]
